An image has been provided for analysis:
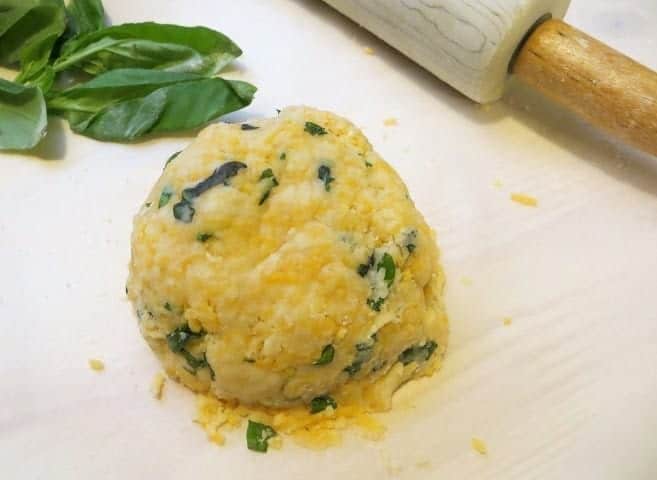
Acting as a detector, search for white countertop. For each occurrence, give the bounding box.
[2,1,657,478]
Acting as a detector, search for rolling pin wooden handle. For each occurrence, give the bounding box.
[512,19,657,157]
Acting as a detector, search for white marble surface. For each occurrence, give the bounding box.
[1,1,657,479]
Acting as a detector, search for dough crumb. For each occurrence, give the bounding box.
[383,117,398,127]
[493,179,503,189]
[151,372,167,400]
[510,193,538,207]
[460,276,472,286]
[471,437,488,455]
[363,46,375,55]
[88,358,105,372]
[503,317,512,326]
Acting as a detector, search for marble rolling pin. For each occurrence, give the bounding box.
[323,0,657,156]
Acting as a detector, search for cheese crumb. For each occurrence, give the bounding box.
[363,46,375,55]
[151,372,166,400]
[493,179,503,189]
[471,437,488,455]
[510,193,538,207]
[503,317,512,326]
[383,117,398,127]
[88,358,105,371]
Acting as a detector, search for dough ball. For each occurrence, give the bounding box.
[127,106,448,408]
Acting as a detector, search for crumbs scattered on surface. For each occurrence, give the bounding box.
[195,394,386,450]
[471,437,488,455]
[363,46,375,55]
[151,372,166,400]
[383,117,398,127]
[460,276,472,286]
[493,179,503,189]
[503,317,512,326]
[88,358,105,372]
[510,193,538,207]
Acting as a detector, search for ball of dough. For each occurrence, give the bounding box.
[127,106,448,408]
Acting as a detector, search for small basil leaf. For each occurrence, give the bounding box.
[304,121,326,136]
[313,344,335,366]
[378,253,395,288]
[173,200,195,223]
[158,185,174,208]
[0,77,47,150]
[398,341,438,366]
[54,22,242,76]
[367,297,384,312]
[241,123,258,130]
[317,165,334,192]
[246,420,277,453]
[196,232,214,242]
[310,395,337,414]
[182,161,247,200]
[166,324,202,353]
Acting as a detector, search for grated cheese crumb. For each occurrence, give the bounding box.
[510,193,538,207]
[363,46,375,55]
[88,358,105,371]
[493,179,503,189]
[503,317,512,326]
[471,437,488,455]
[151,372,166,400]
[383,118,398,127]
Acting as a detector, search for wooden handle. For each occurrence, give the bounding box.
[512,19,657,157]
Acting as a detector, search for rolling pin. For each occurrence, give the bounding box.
[322,0,657,157]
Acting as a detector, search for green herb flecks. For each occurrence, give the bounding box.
[258,167,279,205]
[164,150,181,170]
[403,229,418,254]
[164,302,173,312]
[196,232,214,242]
[313,344,335,366]
[173,199,195,223]
[166,324,202,353]
[317,165,334,192]
[304,121,327,136]
[366,297,385,312]
[158,185,174,208]
[173,161,247,223]
[365,160,373,168]
[241,123,259,130]
[310,395,337,414]
[166,324,213,378]
[246,420,277,453]
[244,357,255,363]
[398,341,438,366]
[344,338,376,375]
[379,253,395,288]
[279,152,286,160]
[182,161,247,200]
[357,254,375,277]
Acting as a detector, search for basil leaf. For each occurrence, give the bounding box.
[173,200,195,223]
[246,420,277,453]
[258,168,279,205]
[310,395,337,414]
[0,77,47,150]
[47,69,256,141]
[182,161,247,200]
[304,121,326,136]
[398,341,438,366]
[53,22,242,76]
[0,0,66,91]
[158,185,174,208]
[317,165,334,191]
[313,344,335,366]
[379,253,395,288]
[166,324,202,353]
[344,339,375,375]
[196,232,214,242]
[66,0,105,37]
